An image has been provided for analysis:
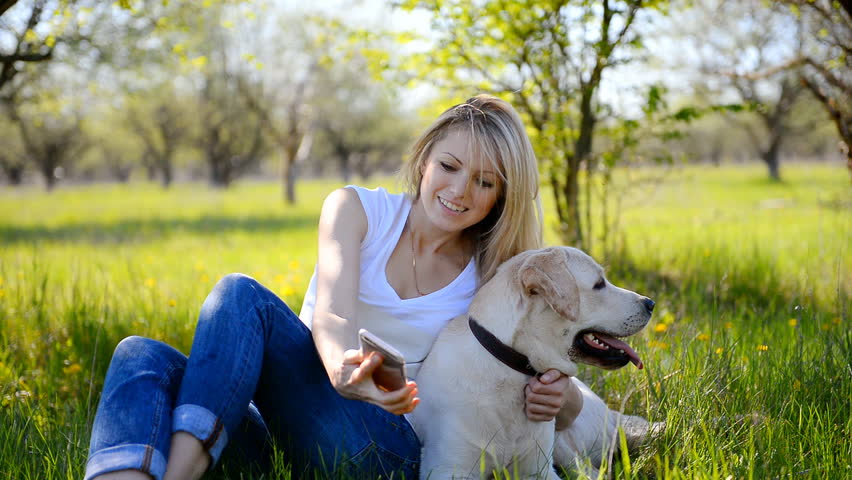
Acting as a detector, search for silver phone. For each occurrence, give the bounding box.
[358,328,407,391]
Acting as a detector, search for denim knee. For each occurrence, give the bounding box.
[213,273,261,303]
[86,336,186,480]
[111,336,185,373]
[199,274,264,323]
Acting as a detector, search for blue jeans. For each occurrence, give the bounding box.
[85,274,420,480]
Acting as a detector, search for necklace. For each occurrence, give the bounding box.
[408,218,427,297]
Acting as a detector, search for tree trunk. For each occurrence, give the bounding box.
[560,157,581,247]
[281,150,294,204]
[564,87,597,249]
[281,152,295,204]
[762,138,782,181]
[162,166,172,188]
[0,157,24,185]
[41,166,56,191]
[340,152,352,183]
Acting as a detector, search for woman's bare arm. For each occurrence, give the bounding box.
[312,187,367,380]
[311,187,419,414]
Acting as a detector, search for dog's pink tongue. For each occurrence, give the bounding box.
[594,332,644,369]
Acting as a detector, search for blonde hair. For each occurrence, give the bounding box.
[402,94,543,284]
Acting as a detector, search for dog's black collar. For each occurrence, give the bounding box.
[468,316,540,377]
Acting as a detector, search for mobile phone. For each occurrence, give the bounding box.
[358,328,407,391]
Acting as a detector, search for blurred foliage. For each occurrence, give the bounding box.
[0,0,844,200]
[391,0,679,250]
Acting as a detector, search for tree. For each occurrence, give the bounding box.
[396,0,668,248]
[124,88,187,188]
[237,60,316,203]
[735,1,851,177]
[4,93,86,190]
[0,1,54,97]
[312,56,414,183]
[679,0,816,181]
[197,68,267,188]
[788,0,851,177]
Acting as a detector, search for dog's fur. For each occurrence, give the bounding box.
[409,247,657,479]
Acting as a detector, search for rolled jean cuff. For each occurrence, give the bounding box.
[84,444,167,480]
[172,404,229,466]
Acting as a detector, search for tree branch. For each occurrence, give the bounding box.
[801,74,851,145]
[0,0,17,17]
[0,51,52,62]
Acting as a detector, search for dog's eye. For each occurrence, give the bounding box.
[593,279,606,290]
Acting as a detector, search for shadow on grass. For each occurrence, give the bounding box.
[0,213,319,245]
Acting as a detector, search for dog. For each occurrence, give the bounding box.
[408,246,657,479]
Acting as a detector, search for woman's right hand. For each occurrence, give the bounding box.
[331,348,420,415]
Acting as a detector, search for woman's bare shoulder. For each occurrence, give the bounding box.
[320,187,368,239]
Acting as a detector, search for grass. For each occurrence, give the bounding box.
[0,163,849,479]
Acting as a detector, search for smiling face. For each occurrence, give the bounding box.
[417,128,502,235]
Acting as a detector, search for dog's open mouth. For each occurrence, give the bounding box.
[573,330,644,370]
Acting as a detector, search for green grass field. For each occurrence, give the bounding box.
[0,163,849,479]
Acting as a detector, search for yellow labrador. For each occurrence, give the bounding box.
[409,246,656,479]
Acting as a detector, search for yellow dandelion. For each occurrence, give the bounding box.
[168,299,177,308]
[289,260,300,271]
[654,323,668,333]
[788,318,797,327]
[649,340,668,350]
[715,347,724,355]
[194,261,205,272]
[63,363,82,375]
[831,317,841,325]
[280,285,296,297]
[757,344,768,352]
[724,321,734,330]
[200,274,210,283]
[793,379,801,390]
[274,274,286,284]
[821,323,831,331]
[697,333,710,341]
[145,278,156,288]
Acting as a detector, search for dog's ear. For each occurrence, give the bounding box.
[518,248,580,322]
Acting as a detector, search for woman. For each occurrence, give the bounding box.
[85,94,578,480]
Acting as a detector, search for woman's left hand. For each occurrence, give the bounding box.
[524,369,573,422]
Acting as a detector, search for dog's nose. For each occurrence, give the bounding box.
[643,297,655,314]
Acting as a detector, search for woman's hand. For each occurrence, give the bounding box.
[332,348,420,415]
[523,369,576,422]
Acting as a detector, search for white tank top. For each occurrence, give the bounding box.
[299,185,478,379]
